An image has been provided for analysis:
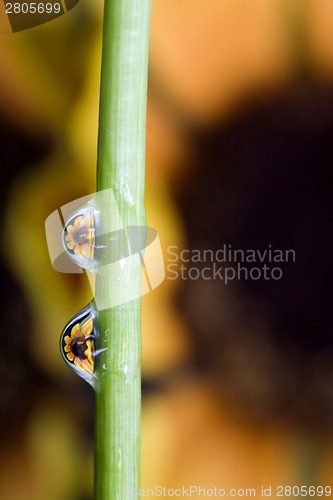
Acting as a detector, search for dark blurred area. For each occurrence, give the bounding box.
[0,120,51,440]
[179,82,333,426]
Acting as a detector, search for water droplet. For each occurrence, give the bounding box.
[117,448,123,470]
[117,360,138,384]
[60,303,97,387]
[63,206,96,270]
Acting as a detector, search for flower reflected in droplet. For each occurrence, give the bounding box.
[64,213,95,261]
[63,315,94,374]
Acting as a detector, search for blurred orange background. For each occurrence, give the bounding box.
[1,1,333,499]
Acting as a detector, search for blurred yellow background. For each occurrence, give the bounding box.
[1,1,333,499]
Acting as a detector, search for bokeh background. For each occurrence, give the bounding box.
[1,0,333,498]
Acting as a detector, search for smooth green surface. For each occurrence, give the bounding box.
[94,1,151,498]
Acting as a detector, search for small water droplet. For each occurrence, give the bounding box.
[117,448,122,470]
[117,360,138,384]
[119,257,127,269]
[60,303,97,387]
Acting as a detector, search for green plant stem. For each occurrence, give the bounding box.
[94,1,151,498]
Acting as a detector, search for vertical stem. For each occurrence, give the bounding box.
[94,1,151,499]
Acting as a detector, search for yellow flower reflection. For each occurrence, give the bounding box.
[65,213,95,261]
[63,315,94,374]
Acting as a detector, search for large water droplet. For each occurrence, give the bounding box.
[60,303,97,387]
[62,206,96,270]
